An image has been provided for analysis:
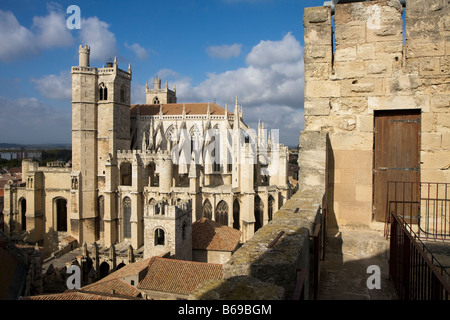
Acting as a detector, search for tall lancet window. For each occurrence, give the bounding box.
[99,83,108,101]
[123,197,132,239]
[154,228,165,246]
[120,85,126,103]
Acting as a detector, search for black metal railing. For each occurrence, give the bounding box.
[384,182,450,241]
[389,213,450,300]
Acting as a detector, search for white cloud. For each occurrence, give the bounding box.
[31,70,72,101]
[0,6,120,63]
[206,43,242,60]
[125,42,149,60]
[131,82,146,105]
[246,33,301,67]
[0,8,74,62]
[32,8,74,49]
[79,17,118,62]
[179,32,304,106]
[159,32,304,146]
[0,96,71,144]
[0,10,40,61]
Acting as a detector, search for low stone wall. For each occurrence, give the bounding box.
[189,131,327,300]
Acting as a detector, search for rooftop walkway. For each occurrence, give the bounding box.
[317,224,398,300]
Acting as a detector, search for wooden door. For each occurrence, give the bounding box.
[373,110,421,222]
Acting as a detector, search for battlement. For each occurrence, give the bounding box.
[116,149,170,159]
[146,199,192,219]
[71,66,97,74]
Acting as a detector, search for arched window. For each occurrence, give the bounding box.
[19,198,26,231]
[99,262,110,279]
[154,228,165,246]
[120,162,132,186]
[202,199,212,220]
[97,196,105,240]
[254,196,264,233]
[120,85,126,103]
[123,197,132,239]
[212,125,221,172]
[55,198,68,232]
[99,83,108,101]
[153,97,160,104]
[233,199,240,230]
[190,124,201,155]
[146,162,159,187]
[182,222,187,241]
[165,125,175,151]
[215,200,228,226]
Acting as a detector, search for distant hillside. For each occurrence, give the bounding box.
[0,143,71,149]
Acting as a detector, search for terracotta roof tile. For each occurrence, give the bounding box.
[130,103,233,117]
[81,278,142,298]
[20,291,132,300]
[137,257,222,296]
[192,218,242,252]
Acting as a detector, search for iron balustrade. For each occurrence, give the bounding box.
[389,213,450,300]
[384,182,450,241]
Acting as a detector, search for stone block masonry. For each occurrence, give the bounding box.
[304,0,450,227]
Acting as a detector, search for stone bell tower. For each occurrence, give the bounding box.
[71,44,132,245]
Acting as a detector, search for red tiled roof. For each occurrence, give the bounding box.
[81,278,142,298]
[137,257,222,296]
[97,257,153,284]
[130,103,233,117]
[192,218,242,252]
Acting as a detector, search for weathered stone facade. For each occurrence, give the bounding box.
[191,0,449,300]
[304,0,450,226]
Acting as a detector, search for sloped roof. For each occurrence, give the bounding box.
[130,103,233,117]
[97,257,153,284]
[20,290,134,300]
[137,257,222,296]
[192,218,242,252]
[81,278,142,298]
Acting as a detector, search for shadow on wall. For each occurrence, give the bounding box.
[326,136,338,231]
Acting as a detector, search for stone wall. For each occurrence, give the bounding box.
[304,0,450,226]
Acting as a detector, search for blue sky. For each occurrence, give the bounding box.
[0,0,325,147]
